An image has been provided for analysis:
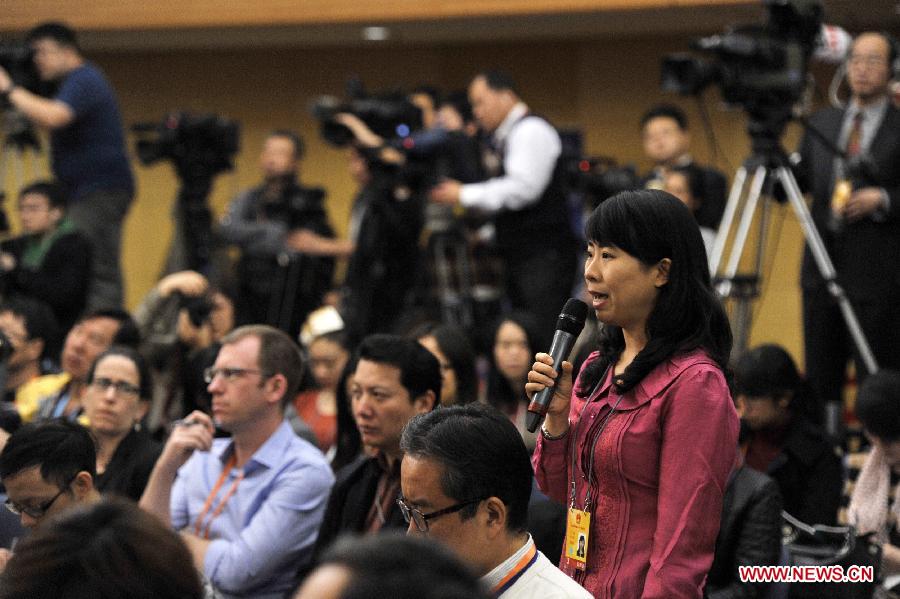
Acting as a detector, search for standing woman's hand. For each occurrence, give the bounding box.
[526,352,574,437]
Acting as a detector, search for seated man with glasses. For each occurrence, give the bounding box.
[400,404,591,599]
[0,419,101,569]
[140,324,334,599]
[313,334,440,558]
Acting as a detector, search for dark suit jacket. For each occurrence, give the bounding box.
[797,104,900,301]
[313,454,407,558]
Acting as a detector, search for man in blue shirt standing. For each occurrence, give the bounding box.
[0,22,134,310]
[140,324,334,599]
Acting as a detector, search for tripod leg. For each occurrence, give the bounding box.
[709,165,749,275]
[776,167,879,376]
[718,165,768,298]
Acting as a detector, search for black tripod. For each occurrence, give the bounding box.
[710,114,878,433]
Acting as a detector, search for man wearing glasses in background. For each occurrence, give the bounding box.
[140,325,334,599]
[0,419,102,569]
[399,404,591,599]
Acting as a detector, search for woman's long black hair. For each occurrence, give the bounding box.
[577,189,732,396]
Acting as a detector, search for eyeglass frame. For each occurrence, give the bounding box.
[4,474,78,519]
[90,377,141,397]
[203,367,268,384]
[396,496,486,533]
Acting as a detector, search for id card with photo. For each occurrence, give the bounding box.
[565,507,590,570]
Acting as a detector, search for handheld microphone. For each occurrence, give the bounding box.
[525,298,589,433]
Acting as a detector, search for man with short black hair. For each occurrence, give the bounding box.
[219,130,350,337]
[640,103,728,230]
[314,334,440,554]
[140,324,334,599]
[430,70,577,332]
[0,298,57,413]
[400,404,591,598]
[0,22,134,310]
[0,180,93,334]
[25,308,139,423]
[0,419,100,531]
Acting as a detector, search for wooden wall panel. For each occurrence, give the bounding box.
[4,0,751,31]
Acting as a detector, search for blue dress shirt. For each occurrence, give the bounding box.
[171,421,334,598]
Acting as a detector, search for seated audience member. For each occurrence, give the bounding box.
[640,104,728,229]
[413,322,479,406]
[314,335,439,555]
[294,534,489,599]
[486,312,549,451]
[140,325,334,599]
[0,498,203,599]
[0,419,100,535]
[0,298,57,413]
[735,344,843,525]
[135,270,235,434]
[705,435,783,599]
[848,370,900,589]
[664,165,716,256]
[0,180,92,335]
[292,308,352,453]
[82,346,161,500]
[25,309,139,423]
[330,355,361,472]
[399,404,591,598]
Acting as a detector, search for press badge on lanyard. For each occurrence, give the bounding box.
[565,507,591,569]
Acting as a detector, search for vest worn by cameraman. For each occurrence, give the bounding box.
[491,114,574,257]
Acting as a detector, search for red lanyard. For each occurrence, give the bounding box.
[193,454,245,540]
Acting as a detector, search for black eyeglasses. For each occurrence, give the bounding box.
[396,496,485,533]
[5,475,77,519]
[91,377,140,397]
[203,367,266,384]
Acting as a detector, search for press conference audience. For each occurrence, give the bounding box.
[412,322,479,406]
[23,309,139,423]
[0,298,57,412]
[295,533,489,599]
[734,344,843,526]
[82,346,161,500]
[486,311,549,451]
[0,498,204,599]
[0,180,92,336]
[847,370,900,584]
[640,104,728,230]
[314,335,440,555]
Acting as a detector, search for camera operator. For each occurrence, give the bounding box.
[429,71,578,333]
[0,22,133,311]
[0,180,92,336]
[133,271,235,435]
[218,130,351,338]
[796,31,900,423]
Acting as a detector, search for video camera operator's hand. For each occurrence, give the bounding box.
[429,179,462,206]
[0,67,13,96]
[335,113,383,149]
[157,270,208,298]
[0,253,16,273]
[842,187,887,223]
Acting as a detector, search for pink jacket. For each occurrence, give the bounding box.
[533,349,739,598]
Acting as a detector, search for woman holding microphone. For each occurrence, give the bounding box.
[528,189,738,598]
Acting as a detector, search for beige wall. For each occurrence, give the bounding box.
[3,34,830,363]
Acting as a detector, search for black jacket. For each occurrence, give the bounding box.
[313,454,407,558]
[95,429,162,501]
[706,466,783,599]
[762,417,843,526]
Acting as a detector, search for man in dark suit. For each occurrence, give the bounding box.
[797,32,900,423]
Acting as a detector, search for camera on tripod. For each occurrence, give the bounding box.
[132,112,240,174]
[562,155,638,210]
[311,79,422,149]
[661,0,822,125]
[0,41,39,98]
